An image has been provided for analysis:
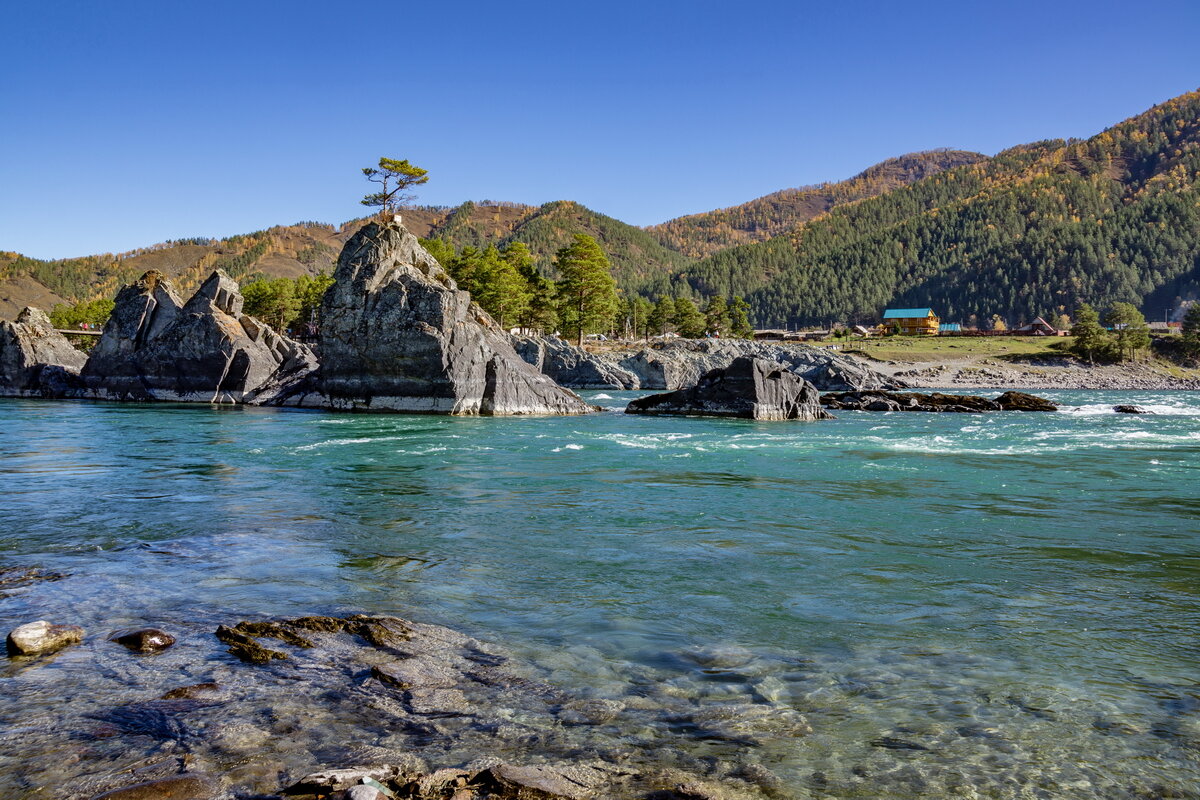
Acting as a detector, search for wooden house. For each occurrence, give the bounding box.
[882,308,940,336]
[1010,317,1062,336]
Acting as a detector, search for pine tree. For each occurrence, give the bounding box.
[729,296,754,338]
[1106,302,1151,361]
[554,234,618,346]
[1182,303,1200,358]
[704,295,732,337]
[648,297,675,335]
[472,246,530,329]
[673,297,707,338]
[631,297,653,341]
[1070,303,1110,364]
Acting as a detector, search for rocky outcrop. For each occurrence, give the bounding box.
[512,335,640,389]
[619,339,896,391]
[6,620,84,657]
[317,219,593,415]
[511,336,896,393]
[0,307,87,397]
[626,357,833,420]
[80,270,316,403]
[821,389,1057,412]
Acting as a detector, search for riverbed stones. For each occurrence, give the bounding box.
[995,390,1058,411]
[1114,404,1150,414]
[317,219,594,415]
[81,269,316,403]
[110,628,176,653]
[0,307,87,397]
[626,357,833,420]
[90,773,218,799]
[6,620,84,657]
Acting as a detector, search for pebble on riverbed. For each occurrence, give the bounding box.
[6,620,84,657]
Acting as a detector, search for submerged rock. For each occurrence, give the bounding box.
[81,270,316,403]
[90,773,218,799]
[6,620,84,657]
[822,389,1057,413]
[110,628,176,653]
[0,307,87,397]
[1114,404,1150,414]
[626,357,832,421]
[316,219,594,415]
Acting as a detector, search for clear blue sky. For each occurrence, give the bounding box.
[3,0,1198,259]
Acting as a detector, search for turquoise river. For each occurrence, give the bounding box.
[1,391,1198,798]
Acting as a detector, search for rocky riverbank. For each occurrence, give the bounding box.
[861,355,1200,391]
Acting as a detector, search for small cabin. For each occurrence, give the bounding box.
[882,308,940,336]
[1010,317,1062,336]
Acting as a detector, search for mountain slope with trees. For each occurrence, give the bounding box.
[662,89,1200,328]
[647,149,987,258]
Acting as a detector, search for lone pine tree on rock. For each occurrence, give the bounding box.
[361,158,429,217]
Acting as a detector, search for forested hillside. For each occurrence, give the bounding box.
[647,150,986,258]
[663,90,1200,327]
[5,89,1199,329]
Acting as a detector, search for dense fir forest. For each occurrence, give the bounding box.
[5,89,1199,329]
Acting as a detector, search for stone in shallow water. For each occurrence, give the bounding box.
[90,773,218,799]
[110,628,176,653]
[6,620,84,657]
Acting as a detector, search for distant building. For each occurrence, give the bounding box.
[882,308,939,336]
[938,323,962,334]
[1010,317,1063,336]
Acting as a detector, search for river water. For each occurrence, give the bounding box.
[1,392,1198,798]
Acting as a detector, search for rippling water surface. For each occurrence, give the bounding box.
[1,391,1198,798]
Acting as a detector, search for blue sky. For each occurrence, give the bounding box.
[3,0,1198,259]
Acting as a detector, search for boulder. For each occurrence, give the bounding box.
[822,389,1057,413]
[626,357,832,420]
[512,335,639,389]
[110,628,176,653]
[317,219,594,415]
[6,620,84,657]
[1114,404,1150,414]
[81,270,316,403]
[995,390,1058,412]
[0,307,87,397]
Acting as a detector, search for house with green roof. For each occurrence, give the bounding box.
[882,307,940,336]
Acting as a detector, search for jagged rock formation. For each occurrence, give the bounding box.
[512,335,640,389]
[619,339,897,392]
[626,357,833,420]
[821,389,1057,413]
[318,219,594,415]
[0,307,87,397]
[80,270,316,403]
[512,335,895,393]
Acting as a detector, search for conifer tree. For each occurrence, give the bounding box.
[1105,302,1151,361]
[703,295,732,337]
[648,297,675,335]
[631,297,653,341]
[473,245,530,329]
[1182,303,1200,358]
[1070,303,1110,364]
[729,296,754,339]
[361,158,428,215]
[554,234,618,346]
[673,297,707,339]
